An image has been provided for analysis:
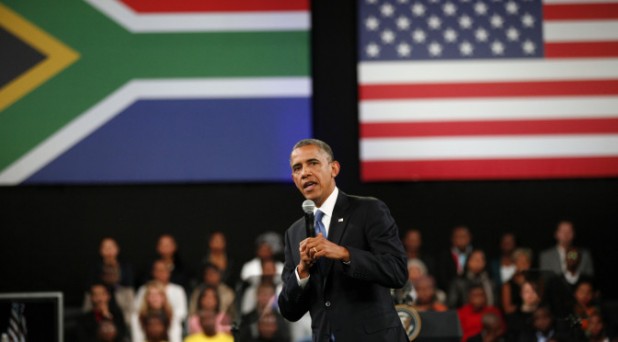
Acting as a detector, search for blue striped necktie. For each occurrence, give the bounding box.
[315,209,327,238]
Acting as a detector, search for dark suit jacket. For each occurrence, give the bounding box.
[278,192,409,342]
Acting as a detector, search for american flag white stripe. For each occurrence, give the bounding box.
[544,21,618,42]
[359,59,618,83]
[360,96,618,123]
[362,135,618,160]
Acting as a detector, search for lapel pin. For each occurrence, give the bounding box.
[338,218,344,222]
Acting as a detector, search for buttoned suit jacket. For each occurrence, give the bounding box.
[278,192,409,342]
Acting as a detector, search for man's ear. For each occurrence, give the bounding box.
[331,160,341,178]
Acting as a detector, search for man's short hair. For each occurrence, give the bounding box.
[292,139,335,162]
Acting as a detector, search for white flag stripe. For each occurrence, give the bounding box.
[360,96,618,122]
[361,135,618,160]
[85,0,310,33]
[358,59,618,84]
[544,21,618,42]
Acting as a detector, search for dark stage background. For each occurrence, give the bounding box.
[1,1,617,311]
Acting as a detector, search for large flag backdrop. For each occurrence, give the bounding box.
[0,0,310,184]
[358,0,618,181]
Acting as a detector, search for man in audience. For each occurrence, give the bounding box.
[402,229,436,277]
[540,220,594,277]
[184,309,234,342]
[457,284,504,342]
[437,225,473,292]
[76,284,128,341]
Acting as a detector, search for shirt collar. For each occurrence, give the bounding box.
[316,187,338,218]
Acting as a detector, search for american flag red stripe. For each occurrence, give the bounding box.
[545,42,618,58]
[120,0,309,12]
[543,3,618,20]
[360,80,618,100]
[358,0,618,181]
[361,118,618,138]
[362,157,618,181]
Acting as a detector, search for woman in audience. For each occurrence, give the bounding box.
[186,285,231,335]
[154,234,188,290]
[448,249,496,309]
[504,280,543,341]
[200,231,235,287]
[489,232,518,289]
[501,248,533,314]
[573,278,600,332]
[131,281,176,342]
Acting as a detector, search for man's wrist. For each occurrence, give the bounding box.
[340,246,350,263]
[297,264,310,279]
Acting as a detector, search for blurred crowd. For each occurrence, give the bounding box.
[72,220,616,342]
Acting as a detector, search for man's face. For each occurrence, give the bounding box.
[152,261,171,284]
[91,285,110,308]
[452,227,471,250]
[404,230,421,252]
[555,221,574,246]
[290,144,340,207]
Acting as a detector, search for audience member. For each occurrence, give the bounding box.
[587,312,615,342]
[467,312,505,342]
[189,263,235,323]
[184,309,234,342]
[573,278,600,332]
[489,233,518,288]
[199,231,235,288]
[77,284,128,342]
[84,262,135,326]
[515,306,572,342]
[241,258,282,315]
[187,285,232,335]
[448,249,496,309]
[90,237,134,287]
[142,311,170,342]
[96,319,120,342]
[133,274,186,342]
[539,220,594,277]
[504,280,543,342]
[545,246,593,319]
[457,285,504,342]
[411,275,447,312]
[153,234,189,291]
[402,228,436,276]
[501,248,533,314]
[239,281,290,342]
[240,231,284,285]
[437,225,473,292]
[248,312,290,342]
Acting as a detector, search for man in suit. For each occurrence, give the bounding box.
[539,220,594,277]
[277,139,409,342]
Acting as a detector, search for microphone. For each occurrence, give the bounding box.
[302,200,315,238]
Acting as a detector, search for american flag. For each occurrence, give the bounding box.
[358,0,618,181]
[7,303,27,342]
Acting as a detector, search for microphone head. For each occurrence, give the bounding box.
[302,200,315,214]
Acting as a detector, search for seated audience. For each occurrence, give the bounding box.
[489,232,518,289]
[515,306,572,342]
[573,278,600,332]
[539,220,594,277]
[84,262,135,327]
[239,280,290,342]
[412,275,447,312]
[199,231,236,288]
[448,249,496,309]
[241,258,282,315]
[77,284,128,342]
[505,280,543,342]
[142,311,170,342]
[545,246,592,319]
[437,225,473,293]
[184,309,234,342]
[457,285,504,342]
[248,312,290,342]
[187,285,232,335]
[132,280,184,342]
[153,234,189,291]
[240,231,284,285]
[467,312,505,342]
[189,263,235,324]
[96,319,121,342]
[402,228,436,276]
[501,248,533,315]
